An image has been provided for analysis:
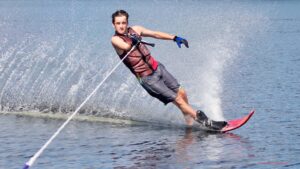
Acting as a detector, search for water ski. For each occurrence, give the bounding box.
[221,110,255,133]
[198,110,255,133]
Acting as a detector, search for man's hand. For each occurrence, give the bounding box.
[173,36,189,48]
[129,34,141,46]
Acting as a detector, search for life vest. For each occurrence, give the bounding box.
[114,27,158,77]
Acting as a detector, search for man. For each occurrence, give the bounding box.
[111,10,227,130]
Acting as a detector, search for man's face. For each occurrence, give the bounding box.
[113,15,128,34]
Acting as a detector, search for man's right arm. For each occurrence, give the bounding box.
[111,36,132,55]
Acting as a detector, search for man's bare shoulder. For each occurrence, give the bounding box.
[131,25,146,35]
[131,25,155,37]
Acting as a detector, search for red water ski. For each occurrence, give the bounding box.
[221,110,255,133]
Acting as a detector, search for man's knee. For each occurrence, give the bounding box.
[177,87,187,98]
[174,94,186,106]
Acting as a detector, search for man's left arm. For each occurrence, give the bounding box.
[133,26,189,48]
[134,25,175,40]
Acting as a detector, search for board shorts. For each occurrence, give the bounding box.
[138,63,180,105]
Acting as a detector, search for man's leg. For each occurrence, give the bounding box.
[173,89,227,129]
[173,88,197,126]
[178,87,188,103]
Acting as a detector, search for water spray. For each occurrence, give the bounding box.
[22,40,154,169]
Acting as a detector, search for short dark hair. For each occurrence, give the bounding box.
[112,10,129,23]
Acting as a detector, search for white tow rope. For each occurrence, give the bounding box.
[23,45,136,169]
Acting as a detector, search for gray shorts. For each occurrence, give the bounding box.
[139,63,180,105]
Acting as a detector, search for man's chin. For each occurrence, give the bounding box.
[117,30,126,35]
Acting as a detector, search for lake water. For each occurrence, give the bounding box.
[1,0,300,168]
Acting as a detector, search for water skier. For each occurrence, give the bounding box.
[111,10,227,130]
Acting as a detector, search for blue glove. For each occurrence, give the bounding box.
[173,36,189,48]
[129,34,141,46]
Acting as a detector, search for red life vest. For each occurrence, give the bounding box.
[114,27,158,77]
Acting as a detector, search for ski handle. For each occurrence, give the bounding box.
[140,40,155,47]
[127,33,155,47]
